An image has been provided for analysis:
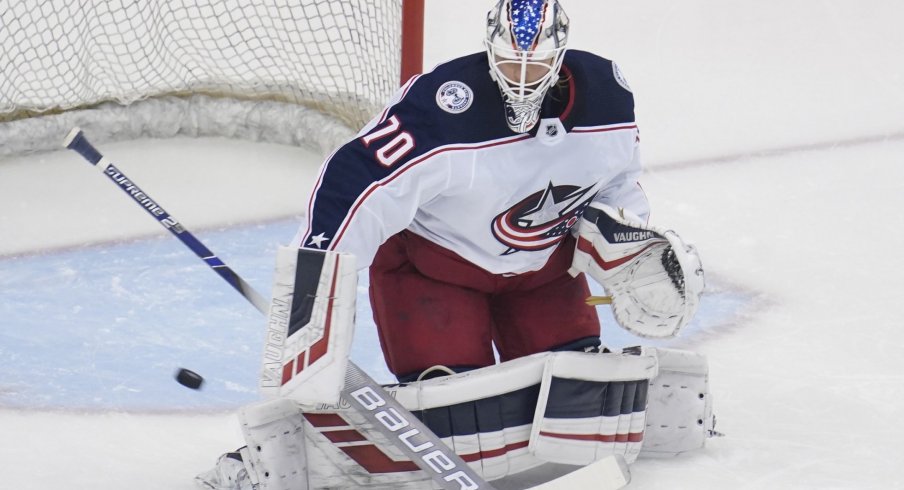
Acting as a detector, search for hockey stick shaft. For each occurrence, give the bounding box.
[63,128,269,315]
[62,128,496,490]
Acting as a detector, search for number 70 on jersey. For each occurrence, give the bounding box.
[361,115,416,167]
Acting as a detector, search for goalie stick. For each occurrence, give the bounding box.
[59,130,269,314]
[62,127,489,490]
[62,128,629,490]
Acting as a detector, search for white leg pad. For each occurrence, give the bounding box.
[640,347,715,457]
[238,398,309,490]
[528,351,659,466]
[210,349,712,490]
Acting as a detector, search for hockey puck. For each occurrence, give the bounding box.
[175,368,205,390]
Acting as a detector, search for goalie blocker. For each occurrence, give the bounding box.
[569,203,705,338]
[259,246,358,404]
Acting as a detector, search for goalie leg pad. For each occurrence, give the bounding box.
[390,352,552,481]
[319,351,654,484]
[298,352,628,486]
[238,355,552,489]
[238,398,309,490]
[217,351,710,489]
[529,351,658,465]
[640,347,715,457]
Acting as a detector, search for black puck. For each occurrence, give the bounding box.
[175,368,205,390]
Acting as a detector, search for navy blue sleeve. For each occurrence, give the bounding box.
[562,50,636,128]
[299,53,515,251]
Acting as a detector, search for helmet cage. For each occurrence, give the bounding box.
[485,0,569,132]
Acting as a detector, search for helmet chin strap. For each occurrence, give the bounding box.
[490,67,549,133]
[498,70,560,133]
[503,94,542,133]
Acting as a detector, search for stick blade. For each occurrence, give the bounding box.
[529,455,630,490]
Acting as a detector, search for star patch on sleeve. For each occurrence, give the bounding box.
[307,232,331,249]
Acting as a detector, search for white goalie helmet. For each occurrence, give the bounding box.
[485,0,569,133]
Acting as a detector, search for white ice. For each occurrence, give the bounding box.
[2,2,903,489]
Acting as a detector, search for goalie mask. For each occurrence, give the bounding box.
[485,0,569,133]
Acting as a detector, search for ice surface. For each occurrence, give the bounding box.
[2,2,903,489]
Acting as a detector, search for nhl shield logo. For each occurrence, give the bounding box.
[436,81,473,114]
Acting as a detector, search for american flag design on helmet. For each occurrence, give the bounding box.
[485,0,569,132]
[509,0,548,51]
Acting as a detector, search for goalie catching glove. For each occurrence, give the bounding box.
[569,203,704,338]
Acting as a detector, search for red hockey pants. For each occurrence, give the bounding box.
[369,231,601,380]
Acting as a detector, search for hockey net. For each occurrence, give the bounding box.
[0,0,423,157]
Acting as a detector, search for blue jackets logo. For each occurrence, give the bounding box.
[492,182,598,254]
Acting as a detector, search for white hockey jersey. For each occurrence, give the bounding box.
[294,50,648,275]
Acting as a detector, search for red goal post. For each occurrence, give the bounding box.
[0,0,426,156]
[401,0,425,84]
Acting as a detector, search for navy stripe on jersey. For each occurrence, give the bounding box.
[304,130,530,251]
[562,50,636,129]
[329,133,530,246]
[301,54,510,250]
[301,50,637,252]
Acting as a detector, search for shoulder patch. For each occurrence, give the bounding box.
[612,62,632,93]
[436,81,474,114]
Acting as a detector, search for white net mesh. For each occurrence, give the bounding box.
[0,0,405,155]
